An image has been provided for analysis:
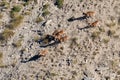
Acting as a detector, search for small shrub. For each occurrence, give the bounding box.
[113,35,119,39]
[10,11,19,18]
[10,5,22,18]
[102,38,109,44]
[80,0,83,2]
[24,11,31,15]
[55,0,64,8]
[23,1,29,6]
[117,70,120,75]
[0,13,3,19]
[42,10,50,17]
[0,29,14,41]
[0,52,4,68]
[99,27,105,32]
[0,52,3,59]
[34,36,40,42]
[0,1,9,8]
[118,18,120,25]
[12,5,21,12]
[42,3,49,11]
[106,22,116,28]
[50,73,57,76]
[7,15,24,29]
[35,17,43,23]
[107,30,115,36]
[69,37,79,48]
[91,31,100,39]
[12,40,22,48]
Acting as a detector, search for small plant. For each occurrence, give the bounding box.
[113,35,119,39]
[117,70,120,75]
[55,0,64,8]
[91,31,100,39]
[7,15,24,29]
[0,1,9,8]
[42,10,50,17]
[99,27,105,32]
[0,13,3,19]
[42,3,49,11]
[12,40,22,48]
[50,73,57,76]
[0,29,14,41]
[24,11,31,15]
[35,17,43,23]
[34,35,40,42]
[69,37,79,48]
[0,52,4,68]
[10,5,22,18]
[102,38,109,44]
[80,0,83,2]
[10,11,19,18]
[0,52,3,59]
[12,5,21,12]
[118,18,120,25]
[107,30,115,36]
[106,22,116,28]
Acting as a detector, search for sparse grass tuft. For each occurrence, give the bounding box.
[0,29,14,41]
[42,10,50,17]
[7,15,24,29]
[35,17,43,23]
[56,0,64,8]
[91,31,100,39]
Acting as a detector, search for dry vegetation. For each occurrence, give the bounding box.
[0,29,14,41]
[7,15,24,29]
[55,0,64,8]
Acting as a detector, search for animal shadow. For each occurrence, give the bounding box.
[68,16,87,22]
[78,26,91,30]
[21,55,42,63]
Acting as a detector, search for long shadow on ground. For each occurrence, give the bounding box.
[68,16,87,22]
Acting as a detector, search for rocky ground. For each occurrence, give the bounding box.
[0,0,120,80]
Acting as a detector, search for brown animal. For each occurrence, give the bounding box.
[39,49,48,56]
[53,30,64,36]
[89,21,99,27]
[83,11,95,17]
[59,35,68,42]
[52,30,64,39]
[52,30,59,36]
